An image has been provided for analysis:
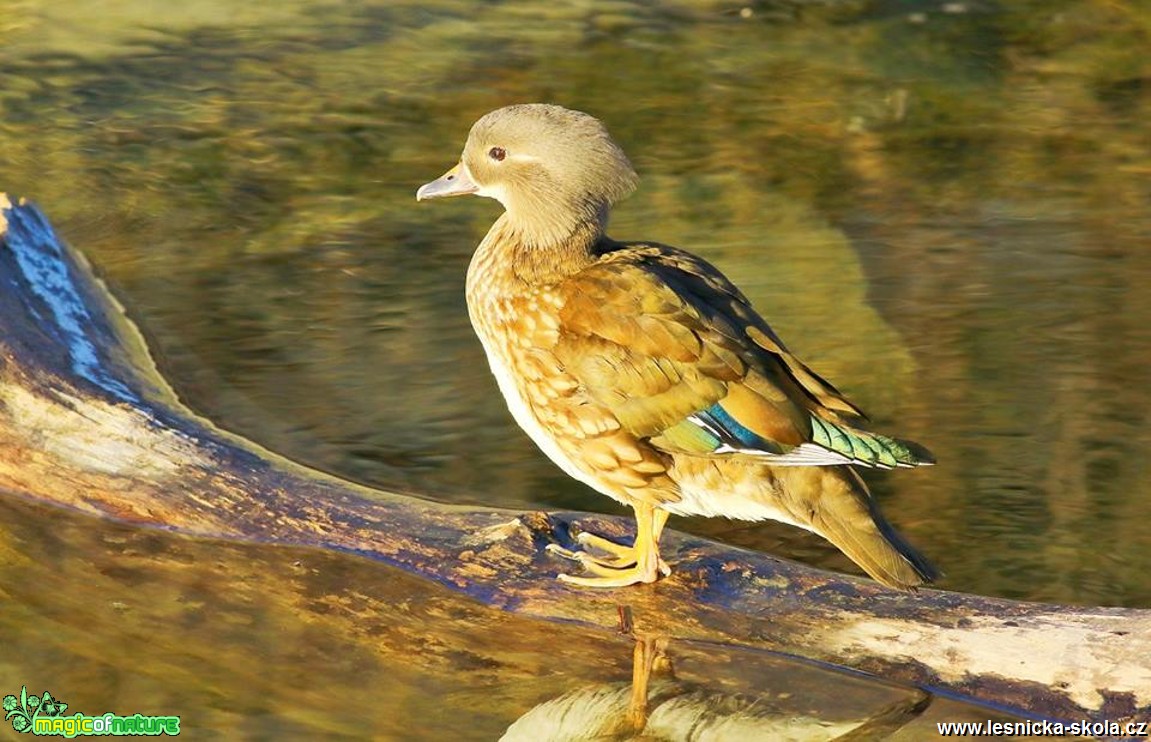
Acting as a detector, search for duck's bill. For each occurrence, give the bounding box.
[416,163,478,201]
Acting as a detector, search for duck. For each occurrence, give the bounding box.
[417,103,937,589]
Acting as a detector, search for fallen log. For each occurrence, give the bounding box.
[0,194,1147,728]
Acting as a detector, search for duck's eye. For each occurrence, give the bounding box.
[488,146,507,162]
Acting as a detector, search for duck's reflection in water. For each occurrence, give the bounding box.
[503,629,931,741]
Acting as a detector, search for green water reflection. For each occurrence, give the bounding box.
[1,1,1148,610]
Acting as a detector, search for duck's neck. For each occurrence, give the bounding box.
[468,211,607,291]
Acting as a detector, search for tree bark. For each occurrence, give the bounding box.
[1,194,1147,727]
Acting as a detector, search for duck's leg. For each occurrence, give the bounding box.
[627,635,668,733]
[573,509,671,574]
[548,505,669,574]
[548,503,670,587]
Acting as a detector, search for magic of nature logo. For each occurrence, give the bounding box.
[3,687,180,737]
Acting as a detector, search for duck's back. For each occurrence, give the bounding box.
[468,232,930,488]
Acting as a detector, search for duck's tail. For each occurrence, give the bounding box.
[801,467,939,589]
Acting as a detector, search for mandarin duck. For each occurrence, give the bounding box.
[417,104,937,589]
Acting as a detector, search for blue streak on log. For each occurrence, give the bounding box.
[1,200,137,402]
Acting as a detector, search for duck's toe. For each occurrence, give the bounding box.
[574,531,636,562]
[555,562,661,588]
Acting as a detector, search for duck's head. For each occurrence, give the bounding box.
[417,104,638,247]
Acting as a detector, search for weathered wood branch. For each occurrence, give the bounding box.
[0,194,1147,726]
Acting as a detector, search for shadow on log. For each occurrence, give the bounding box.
[0,194,1147,728]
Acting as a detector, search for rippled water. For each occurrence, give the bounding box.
[1,0,1148,733]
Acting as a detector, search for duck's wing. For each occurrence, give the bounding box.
[553,243,933,469]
